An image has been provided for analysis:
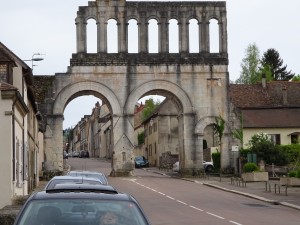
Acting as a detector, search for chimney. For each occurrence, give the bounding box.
[262,73,266,88]
[282,86,288,105]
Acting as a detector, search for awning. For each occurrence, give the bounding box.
[287,132,300,136]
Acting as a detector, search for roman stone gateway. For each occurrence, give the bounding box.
[38,0,232,176]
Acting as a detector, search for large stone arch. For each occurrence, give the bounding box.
[53,81,122,116]
[124,80,193,115]
[124,80,197,173]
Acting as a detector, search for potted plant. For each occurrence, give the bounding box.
[280,169,300,186]
[241,162,269,182]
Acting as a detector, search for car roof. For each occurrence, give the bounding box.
[29,185,135,202]
[68,170,105,175]
[49,175,100,181]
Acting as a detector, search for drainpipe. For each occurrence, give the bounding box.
[12,96,18,182]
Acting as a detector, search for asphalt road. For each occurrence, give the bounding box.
[67,158,300,225]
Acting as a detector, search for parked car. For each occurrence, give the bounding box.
[134,156,149,168]
[13,184,151,225]
[173,161,214,173]
[72,151,80,157]
[67,170,109,185]
[44,175,103,190]
[79,150,89,158]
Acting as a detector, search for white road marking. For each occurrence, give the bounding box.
[206,212,225,219]
[176,200,187,205]
[166,195,175,200]
[189,205,204,211]
[130,179,244,224]
[229,221,243,225]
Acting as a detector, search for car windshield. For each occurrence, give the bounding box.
[17,199,149,225]
[135,156,144,162]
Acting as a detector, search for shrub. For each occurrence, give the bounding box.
[288,169,300,178]
[246,132,288,166]
[243,162,260,173]
[212,152,220,171]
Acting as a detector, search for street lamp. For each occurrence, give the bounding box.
[23,53,44,71]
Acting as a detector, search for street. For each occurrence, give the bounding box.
[67,157,300,225]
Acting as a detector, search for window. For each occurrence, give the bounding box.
[291,134,299,144]
[268,134,281,145]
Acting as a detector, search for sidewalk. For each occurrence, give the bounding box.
[145,167,300,211]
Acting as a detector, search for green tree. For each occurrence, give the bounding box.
[261,48,294,81]
[236,43,261,84]
[213,115,225,152]
[292,74,300,81]
[137,131,145,145]
[142,98,160,119]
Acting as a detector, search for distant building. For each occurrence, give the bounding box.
[229,80,300,147]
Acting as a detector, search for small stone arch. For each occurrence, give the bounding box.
[53,81,122,116]
[195,116,217,135]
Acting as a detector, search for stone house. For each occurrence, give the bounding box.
[0,42,43,209]
[138,99,179,167]
[229,80,300,148]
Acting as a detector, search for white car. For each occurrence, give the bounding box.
[173,161,214,173]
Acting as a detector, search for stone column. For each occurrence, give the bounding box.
[138,16,148,53]
[159,15,169,53]
[195,134,204,169]
[178,113,197,175]
[118,12,127,53]
[110,114,135,176]
[99,15,107,52]
[179,18,189,53]
[219,14,228,53]
[43,115,64,173]
[76,17,87,53]
[200,19,209,53]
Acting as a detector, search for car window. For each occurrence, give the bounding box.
[46,178,102,189]
[17,199,149,225]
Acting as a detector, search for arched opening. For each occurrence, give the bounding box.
[148,19,158,53]
[63,94,113,160]
[189,19,199,53]
[209,18,219,53]
[107,19,118,53]
[128,19,138,53]
[86,18,97,53]
[132,90,184,169]
[169,19,179,53]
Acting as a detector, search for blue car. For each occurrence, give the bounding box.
[134,156,149,168]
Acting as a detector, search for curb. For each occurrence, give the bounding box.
[202,183,300,211]
[144,168,300,211]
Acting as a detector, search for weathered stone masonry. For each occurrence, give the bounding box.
[38,0,232,176]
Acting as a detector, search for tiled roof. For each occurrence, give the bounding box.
[243,108,300,128]
[229,81,300,108]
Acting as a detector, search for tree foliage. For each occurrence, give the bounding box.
[292,74,300,81]
[247,132,288,166]
[261,48,294,81]
[236,43,261,84]
[142,98,160,119]
[137,131,145,145]
[213,115,225,151]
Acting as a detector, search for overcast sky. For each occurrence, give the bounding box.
[1,0,299,129]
